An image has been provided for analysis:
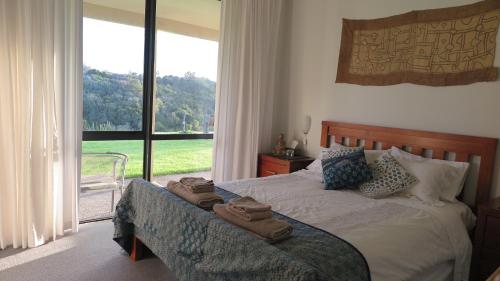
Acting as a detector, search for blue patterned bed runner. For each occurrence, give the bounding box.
[113,179,370,281]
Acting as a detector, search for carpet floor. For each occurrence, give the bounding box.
[0,221,178,281]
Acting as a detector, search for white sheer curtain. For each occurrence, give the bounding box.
[212,0,285,182]
[0,0,82,249]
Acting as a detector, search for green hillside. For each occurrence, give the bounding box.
[83,67,216,133]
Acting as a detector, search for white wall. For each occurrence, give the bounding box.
[275,0,500,198]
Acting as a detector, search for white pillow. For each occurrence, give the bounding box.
[306,159,322,174]
[389,147,470,202]
[306,144,385,174]
[327,143,385,164]
[389,151,445,206]
[306,147,335,174]
[365,150,385,164]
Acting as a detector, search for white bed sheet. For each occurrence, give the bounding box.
[218,170,475,281]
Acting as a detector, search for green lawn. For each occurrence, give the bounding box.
[82,139,213,178]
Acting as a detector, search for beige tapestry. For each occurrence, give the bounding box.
[336,0,500,86]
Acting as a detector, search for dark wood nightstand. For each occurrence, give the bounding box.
[472,197,500,281]
[258,154,314,177]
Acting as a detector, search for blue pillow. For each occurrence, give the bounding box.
[321,149,373,190]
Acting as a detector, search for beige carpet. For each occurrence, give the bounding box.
[0,221,178,281]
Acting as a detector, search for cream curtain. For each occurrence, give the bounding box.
[212,0,285,182]
[0,0,82,249]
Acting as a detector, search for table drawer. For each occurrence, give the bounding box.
[258,162,289,177]
[257,154,314,178]
[259,154,289,166]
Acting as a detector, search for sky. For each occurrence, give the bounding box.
[83,18,219,81]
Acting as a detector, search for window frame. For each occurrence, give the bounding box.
[82,0,214,181]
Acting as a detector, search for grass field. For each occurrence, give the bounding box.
[82,140,213,178]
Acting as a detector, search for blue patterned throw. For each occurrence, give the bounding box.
[113,179,370,281]
[322,149,373,190]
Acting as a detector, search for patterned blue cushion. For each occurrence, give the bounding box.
[359,152,418,198]
[321,149,373,190]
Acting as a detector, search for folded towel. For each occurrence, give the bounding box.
[184,184,214,194]
[227,204,272,221]
[180,177,214,187]
[180,177,214,193]
[228,196,271,213]
[213,204,292,242]
[166,181,223,210]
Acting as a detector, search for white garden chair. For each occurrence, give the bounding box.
[80,152,128,212]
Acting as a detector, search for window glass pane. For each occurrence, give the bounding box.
[82,140,145,179]
[151,140,213,185]
[153,0,219,133]
[83,0,145,131]
[80,140,144,221]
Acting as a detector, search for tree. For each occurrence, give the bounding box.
[83,66,216,133]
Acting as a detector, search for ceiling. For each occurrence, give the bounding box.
[84,0,221,40]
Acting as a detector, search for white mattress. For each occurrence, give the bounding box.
[218,170,475,281]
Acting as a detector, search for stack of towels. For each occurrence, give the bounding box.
[213,196,293,242]
[166,177,223,210]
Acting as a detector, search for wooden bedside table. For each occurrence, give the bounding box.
[258,154,314,177]
[472,197,500,281]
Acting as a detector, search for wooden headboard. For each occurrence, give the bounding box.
[320,121,498,208]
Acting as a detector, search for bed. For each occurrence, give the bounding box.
[114,121,498,281]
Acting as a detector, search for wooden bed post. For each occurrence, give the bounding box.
[130,235,146,261]
[320,123,330,147]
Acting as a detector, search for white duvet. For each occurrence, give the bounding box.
[218,170,475,281]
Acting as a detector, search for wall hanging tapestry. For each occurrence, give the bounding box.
[335,0,500,86]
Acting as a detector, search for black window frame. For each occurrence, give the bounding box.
[82,0,214,181]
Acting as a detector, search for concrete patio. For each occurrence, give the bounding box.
[79,171,211,221]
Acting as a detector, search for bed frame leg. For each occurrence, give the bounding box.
[130,236,145,261]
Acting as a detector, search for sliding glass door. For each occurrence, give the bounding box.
[80,0,220,221]
[151,4,218,184]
